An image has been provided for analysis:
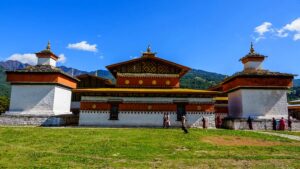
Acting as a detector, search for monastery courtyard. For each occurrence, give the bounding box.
[0,127,299,169]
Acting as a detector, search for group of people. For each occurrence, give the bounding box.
[163,113,210,134]
[247,116,293,131]
[272,116,293,131]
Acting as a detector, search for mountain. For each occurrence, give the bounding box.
[0,60,30,71]
[59,66,114,81]
[180,69,226,89]
[58,66,89,76]
[293,79,300,87]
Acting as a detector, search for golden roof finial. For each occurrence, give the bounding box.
[46,40,51,50]
[250,42,255,54]
[146,45,151,53]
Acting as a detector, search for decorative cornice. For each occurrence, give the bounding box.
[117,73,179,78]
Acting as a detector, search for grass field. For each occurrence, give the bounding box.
[0,127,299,169]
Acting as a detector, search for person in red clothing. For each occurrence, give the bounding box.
[279,117,286,130]
[216,116,222,128]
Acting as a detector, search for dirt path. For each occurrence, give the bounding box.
[257,131,300,141]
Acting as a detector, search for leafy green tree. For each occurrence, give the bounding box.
[0,96,9,114]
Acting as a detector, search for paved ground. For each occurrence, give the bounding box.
[258,131,300,141]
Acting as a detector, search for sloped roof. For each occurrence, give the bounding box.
[106,55,190,78]
[6,65,79,81]
[76,74,113,85]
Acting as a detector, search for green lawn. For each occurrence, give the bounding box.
[0,127,299,169]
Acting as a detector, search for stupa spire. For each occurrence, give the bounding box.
[142,44,156,57]
[250,42,255,54]
[46,40,51,51]
[146,45,151,53]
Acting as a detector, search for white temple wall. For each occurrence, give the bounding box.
[7,85,72,116]
[53,86,72,115]
[244,61,262,70]
[37,58,56,67]
[8,85,55,115]
[228,89,288,119]
[79,111,215,128]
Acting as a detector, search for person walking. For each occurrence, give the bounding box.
[163,113,167,128]
[202,117,208,129]
[166,113,171,128]
[288,116,292,131]
[272,117,277,130]
[216,115,222,128]
[181,115,188,134]
[247,116,253,130]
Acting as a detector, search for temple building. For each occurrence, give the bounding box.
[2,42,299,129]
[74,46,226,127]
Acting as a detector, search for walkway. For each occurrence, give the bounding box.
[257,131,300,141]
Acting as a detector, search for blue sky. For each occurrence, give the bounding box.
[0,0,300,76]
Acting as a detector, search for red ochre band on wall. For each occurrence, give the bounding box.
[6,73,78,89]
[116,76,180,88]
[80,102,215,112]
[222,77,293,92]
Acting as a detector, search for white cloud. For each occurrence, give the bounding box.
[276,18,300,40]
[276,29,289,37]
[6,53,66,65]
[6,53,37,65]
[253,18,300,41]
[58,54,66,63]
[255,22,273,36]
[283,18,300,32]
[294,33,300,40]
[67,41,97,52]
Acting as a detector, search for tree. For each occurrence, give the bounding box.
[0,96,9,114]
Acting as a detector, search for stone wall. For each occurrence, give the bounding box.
[222,118,300,131]
[0,114,79,126]
[79,111,216,128]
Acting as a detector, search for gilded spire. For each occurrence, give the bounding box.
[146,45,151,53]
[142,44,156,57]
[46,40,51,51]
[250,42,255,54]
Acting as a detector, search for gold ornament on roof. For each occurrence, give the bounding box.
[147,45,151,53]
[46,40,51,51]
[142,45,156,57]
[250,42,255,54]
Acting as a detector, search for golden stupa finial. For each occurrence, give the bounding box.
[146,45,151,53]
[250,42,255,54]
[46,40,51,50]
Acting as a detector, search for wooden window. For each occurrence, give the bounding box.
[109,103,119,120]
[176,103,186,121]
